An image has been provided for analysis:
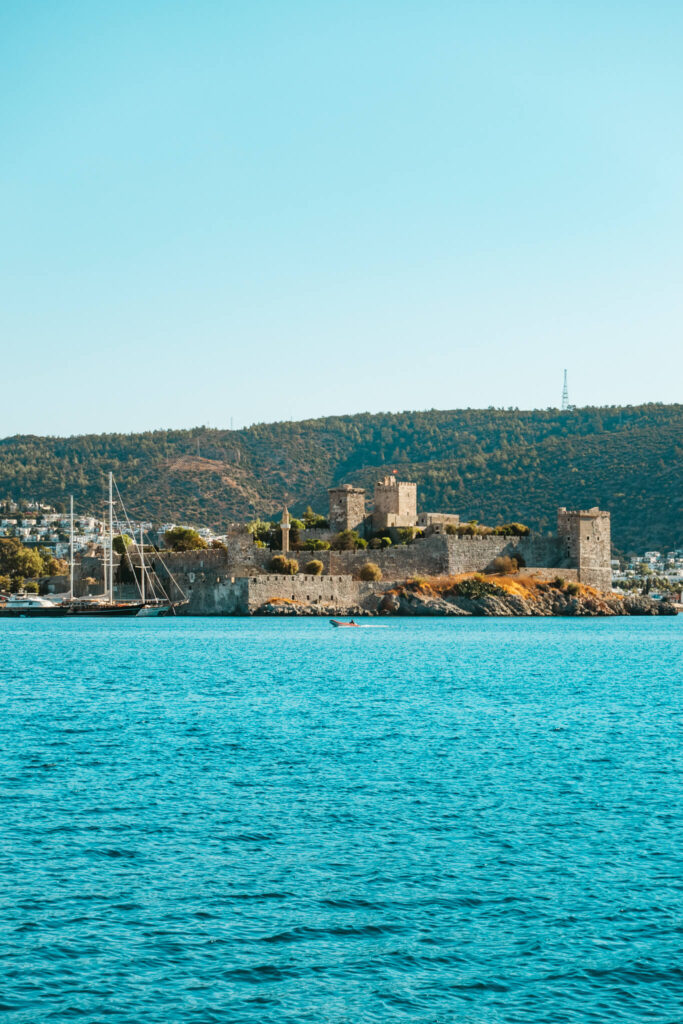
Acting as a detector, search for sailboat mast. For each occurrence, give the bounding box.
[140,524,145,604]
[108,472,114,601]
[69,495,74,599]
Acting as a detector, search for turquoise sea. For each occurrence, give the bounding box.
[1,617,681,1023]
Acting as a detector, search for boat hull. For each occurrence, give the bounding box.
[136,605,171,617]
[0,607,69,618]
[67,603,144,617]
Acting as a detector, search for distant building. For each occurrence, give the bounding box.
[417,512,461,531]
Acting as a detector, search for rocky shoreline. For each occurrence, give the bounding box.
[256,577,678,617]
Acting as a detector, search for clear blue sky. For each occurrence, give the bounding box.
[2,1,682,436]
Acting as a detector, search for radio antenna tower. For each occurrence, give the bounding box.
[561,369,570,411]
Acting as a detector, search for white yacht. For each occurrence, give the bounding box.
[0,593,68,617]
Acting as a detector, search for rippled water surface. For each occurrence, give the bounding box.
[1,617,682,1023]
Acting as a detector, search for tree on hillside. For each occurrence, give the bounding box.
[303,506,329,529]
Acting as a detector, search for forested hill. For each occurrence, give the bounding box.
[1,404,681,552]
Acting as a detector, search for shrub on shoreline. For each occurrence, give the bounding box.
[446,578,503,599]
[485,555,519,574]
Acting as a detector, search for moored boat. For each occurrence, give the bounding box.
[0,593,68,618]
[65,598,144,616]
[60,474,164,616]
[136,602,172,617]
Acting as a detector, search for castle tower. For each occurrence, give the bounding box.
[281,506,291,554]
[557,506,611,591]
[372,475,418,530]
[328,485,366,532]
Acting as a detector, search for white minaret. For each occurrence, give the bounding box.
[281,506,291,554]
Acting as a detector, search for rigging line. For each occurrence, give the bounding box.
[112,477,185,603]
[111,491,175,606]
[111,483,148,603]
[111,497,174,606]
[111,507,144,602]
[110,480,188,603]
[142,542,188,604]
[111,485,168,605]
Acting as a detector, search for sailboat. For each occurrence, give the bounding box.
[69,473,186,617]
[135,523,173,616]
[65,474,144,616]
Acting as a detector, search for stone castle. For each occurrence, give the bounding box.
[144,474,612,614]
[327,477,610,592]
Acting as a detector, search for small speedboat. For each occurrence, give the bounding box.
[330,619,361,628]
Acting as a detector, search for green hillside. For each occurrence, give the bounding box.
[1,404,681,552]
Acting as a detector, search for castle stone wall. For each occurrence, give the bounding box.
[171,573,377,614]
[444,534,563,574]
[153,531,270,578]
[158,531,569,583]
[243,574,364,612]
[329,535,449,577]
[321,533,566,579]
[153,548,229,574]
[178,575,250,615]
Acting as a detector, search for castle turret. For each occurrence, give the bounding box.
[372,475,417,531]
[328,485,366,532]
[557,506,611,591]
